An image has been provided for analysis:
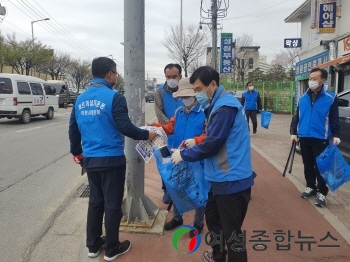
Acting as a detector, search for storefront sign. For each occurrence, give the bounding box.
[284,38,302,48]
[220,33,233,74]
[295,51,329,81]
[318,0,337,34]
[338,36,350,57]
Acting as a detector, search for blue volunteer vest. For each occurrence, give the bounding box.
[205,86,252,182]
[173,103,205,148]
[297,88,336,140]
[243,89,259,110]
[74,79,124,157]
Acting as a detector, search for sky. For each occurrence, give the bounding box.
[0,0,306,83]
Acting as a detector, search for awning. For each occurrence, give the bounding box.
[316,54,350,69]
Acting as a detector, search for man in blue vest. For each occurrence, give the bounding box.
[69,57,157,261]
[154,63,183,204]
[241,81,263,134]
[149,78,206,237]
[291,67,340,208]
[171,66,254,262]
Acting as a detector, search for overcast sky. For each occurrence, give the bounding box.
[0,0,305,83]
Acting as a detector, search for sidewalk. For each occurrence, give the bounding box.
[74,114,350,262]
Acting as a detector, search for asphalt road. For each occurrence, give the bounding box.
[0,102,156,262]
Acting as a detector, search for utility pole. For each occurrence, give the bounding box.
[232,40,236,90]
[122,0,158,228]
[200,0,228,71]
[180,0,183,66]
[211,0,218,70]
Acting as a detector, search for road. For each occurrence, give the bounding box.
[0,102,156,262]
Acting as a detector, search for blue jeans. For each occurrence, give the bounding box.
[173,204,205,226]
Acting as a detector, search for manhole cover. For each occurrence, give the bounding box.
[77,183,89,198]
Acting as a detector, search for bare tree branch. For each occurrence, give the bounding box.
[163,24,210,77]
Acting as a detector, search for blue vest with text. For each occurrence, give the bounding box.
[74,83,124,157]
[243,89,259,110]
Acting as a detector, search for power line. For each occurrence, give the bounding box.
[31,0,101,57]
[3,19,31,36]
[7,0,100,58]
[18,0,100,58]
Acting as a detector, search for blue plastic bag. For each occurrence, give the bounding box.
[260,111,273,129]
[316,145,350,192]
[153,147,210,213]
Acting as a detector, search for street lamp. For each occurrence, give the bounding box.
[31,18,50,76]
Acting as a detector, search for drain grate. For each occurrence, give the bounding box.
[77,183,90,198]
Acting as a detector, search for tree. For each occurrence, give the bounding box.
[163,23,210,77]
[114,74,124,92]
[37,51,72,80]
[248,67,266,82]
[66,59,91,92]
[1,33,52,75]
[270,49,299,80]
[266,64,287,81]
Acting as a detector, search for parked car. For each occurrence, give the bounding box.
[290,89,350,163]
[0,73,58,124]
[337,89,350,163]
[146,93,154,103]
[228,90,244,104]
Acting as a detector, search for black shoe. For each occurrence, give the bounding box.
[253,128,257,134]
[164,218,183,231]
[104,240,131,261]
[300,187,317,199]
[88,236,105,258]
[189,224,204,238]
[162,192,171,204]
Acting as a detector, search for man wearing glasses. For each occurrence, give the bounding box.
[69,57,157,261]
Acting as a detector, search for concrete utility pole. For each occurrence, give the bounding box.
[180,0,183,66]
[211,0,218,70]
[122,0,158,228]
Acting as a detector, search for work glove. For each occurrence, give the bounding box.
[184,139,196,148]
[333,137,341,145]
[73,154,83,166]
[171,149,183,164]
[291,135,298,143]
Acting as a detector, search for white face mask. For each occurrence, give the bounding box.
[308,81,320,90]
[182,97,195,107]
[248,86,254,91]
[167,79,179,89]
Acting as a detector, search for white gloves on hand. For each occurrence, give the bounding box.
[171,149,183,164]
[333,137,341,145]
[291,135,298,143]
[184,139,196,148]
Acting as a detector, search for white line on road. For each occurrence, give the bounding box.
[15,123,58,133]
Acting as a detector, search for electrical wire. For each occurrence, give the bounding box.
[7,0,100,59]
[18,0,100,58]
[31,0,100,57]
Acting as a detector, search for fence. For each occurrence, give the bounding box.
[222,80,295,114]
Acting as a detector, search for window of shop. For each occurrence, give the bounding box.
[344,71,350,92]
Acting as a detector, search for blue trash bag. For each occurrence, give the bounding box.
[316,144,350,192]
[260,111,273,129]
[153,147,210,213]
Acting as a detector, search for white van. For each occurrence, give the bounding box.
[0,74,58,124]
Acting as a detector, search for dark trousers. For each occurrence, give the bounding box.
[245,110,257,131]
[86,165,126,253]
[299,138,329,196]
[205,188,251,262]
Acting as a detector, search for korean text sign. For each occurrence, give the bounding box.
[220,33,233,74]
[284,38,302,48]
[295,51,329,81]
[318,0,336,34]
